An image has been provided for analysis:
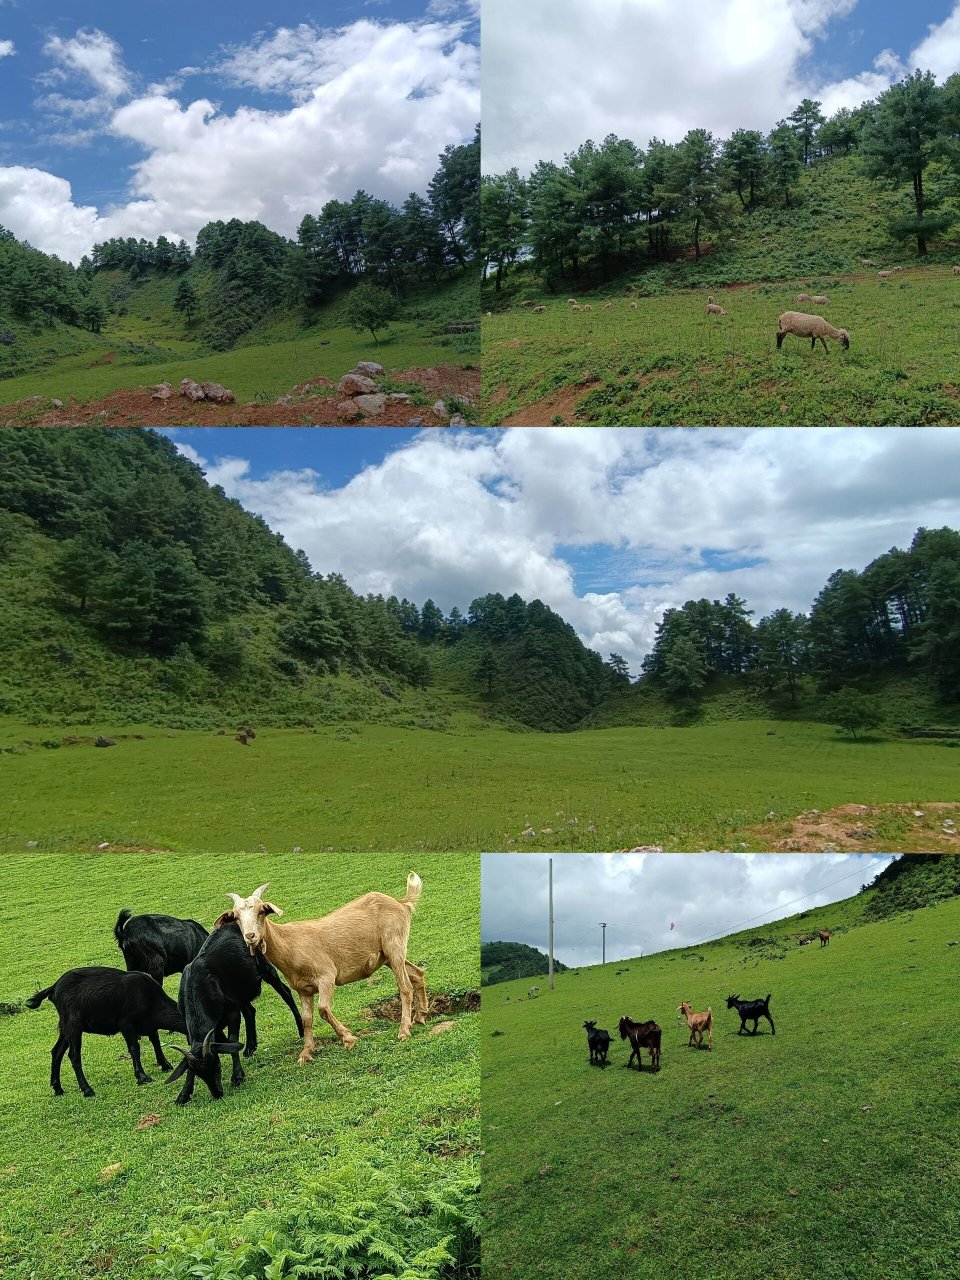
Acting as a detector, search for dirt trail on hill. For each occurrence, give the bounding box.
[743,802,960,852]
[0,364,479,427]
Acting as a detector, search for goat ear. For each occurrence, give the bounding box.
[262,901,283,917]
[212,910,235,930]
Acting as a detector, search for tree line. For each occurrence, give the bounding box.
[482,70,960,288]
[640,527,960,703]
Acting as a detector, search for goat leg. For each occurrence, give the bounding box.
[148,1028,174,1072]
[68,1034,95,1097]
[123,1031,152,1085]
[50,1033,69,1096]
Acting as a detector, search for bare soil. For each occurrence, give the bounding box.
[742,801,960,852]
[0,364,479,427]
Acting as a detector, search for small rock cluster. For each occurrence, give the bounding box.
[334,362,413,420]
[151,379,236,403]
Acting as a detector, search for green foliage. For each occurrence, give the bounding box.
[144,1157,479,1280]
[342,281,401,346]
[861,853,960,920]
[481,941,569,985]
[826,687,884,738]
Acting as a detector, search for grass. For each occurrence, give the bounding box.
[482,267,960,425]
[481,885,960,1280]
[2,718,959,853]
[0,851,479,1279]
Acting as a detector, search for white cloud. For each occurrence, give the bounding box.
[909,3,960,80]
[0,19,478,262]
[170,427,960,678]
[482,852,894,963]
[0,39,14,58]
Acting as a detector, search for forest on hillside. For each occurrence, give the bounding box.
[482,70,960,287]
[480,941,569,985]
[0,428,622,730]
[638,528,960,706]
[0,128,479,359]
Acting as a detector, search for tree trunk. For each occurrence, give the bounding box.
[914,170,927,255]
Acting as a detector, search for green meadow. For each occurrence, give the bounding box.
[0,851,479,1279]
[481,886,960,1280]
[482,266,960,426]
[2,718,958,853]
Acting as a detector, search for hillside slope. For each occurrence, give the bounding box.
[482,860,960,1280]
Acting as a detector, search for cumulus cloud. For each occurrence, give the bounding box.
[482,853,894,963]
[910,2,960,80]
[0,17,478,262]
[171,428,960,676]
[0,39,14,58]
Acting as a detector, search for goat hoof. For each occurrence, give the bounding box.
[397,1029,411,1041]
[342,1036,358,1050]
[136,1074,152,1085]
[296,1051,313,1065]
[157,1060,173,1072]
[82,1087,95,1098]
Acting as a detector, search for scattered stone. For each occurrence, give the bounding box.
[336,400,362,420]
[408,417,424,426]
[377,680,400,701]
[292,846,303,853]
[275,394,294,405]
[432,400,450,419]
[521,827,535,838]
[338,373,379,396]
[151,383,173,401]
[385,393,412,404]
[352,361,385,377]
[97,842,110,849]
[449,413,468,427]
[26,840,38,849]
[200,381,235,404]
[180,379,205,401]
[51,399,64,409]
[354,393,387,415]
[95,736,116,748]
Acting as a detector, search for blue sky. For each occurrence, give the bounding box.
[0,0,478,260]
[484,0,960,173]
[162,427,960,674]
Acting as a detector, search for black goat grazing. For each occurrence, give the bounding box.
[583,1020,611,1067]
[618,1016,661,1071]
[114,909,208,987]
[27,967,187,1097]
[726,993,776,1036]
[166,921,304,1104]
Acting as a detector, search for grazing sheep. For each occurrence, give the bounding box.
[583,1020,611,1067]
[571,304,582,312]
[27,967,187,1097]
[878,270,892,280]
[776,311,849,352]
[953,266,960,276]
[603,302,613,310]
[520,301,532,308]
[809,295,829,306]
[892,265,904,272]
[582,304,593,311]
[215,875,427,1063]
[531,305,547,314]
[677,1000,712,1050]
[630,301,638,309]
[706,296,727,316]
[795,293,811,303]
[567,299,578,305]
[726,993,775,1036]
[860,259,877,268]
[114,909,207,988]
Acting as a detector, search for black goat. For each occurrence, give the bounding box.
[166,921,304,1104]
[618,1016,661,1071]
[27,967,187,1097]
[583,1020,611,1067]
[726,993,776,1036]
[114,909,208,987]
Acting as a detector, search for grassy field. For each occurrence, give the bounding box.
[0,851,479,1279]
[481,884,960,1280]
[0,321,469,408]
[482,265,960,426]
[2,718,959,853]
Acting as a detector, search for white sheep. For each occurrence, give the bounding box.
[582,304,593,311]
[809,295,829,306]
[878,270,892,280]
[531,305,547,314]
[519,300,532,307]
[706,296,727,316]
[795,293,811,302]
[953,266,960,276]
[776,311,850,353]
[629,301,638,309]
[603,301,613,310]
[567,298,577,304]
[570,304,582,312]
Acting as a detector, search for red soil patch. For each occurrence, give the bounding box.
[500,382,599,426]
[742,801,960,852]
[0,364,479,427]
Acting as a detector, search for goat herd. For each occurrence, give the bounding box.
[583,992,779,1073]
[26,874,428,1104]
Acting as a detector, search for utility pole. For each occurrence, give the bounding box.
[548,858,554,990]
[600,921,607,965]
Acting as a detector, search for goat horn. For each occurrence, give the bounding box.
[164,1043,189,1056]
[202,1028,216,1058]
[227,892,245,908]
[251,883,270,899]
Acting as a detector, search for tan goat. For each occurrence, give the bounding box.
[214,874,427,1064]
[677,1000,713,1050]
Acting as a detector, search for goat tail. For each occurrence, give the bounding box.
[26,984,55,1009]
[402,872,422,912]
[765,993,772,1005]
[114,907,133,948]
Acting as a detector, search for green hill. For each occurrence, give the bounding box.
[481,941,570,986]
[482,856,960,1280]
